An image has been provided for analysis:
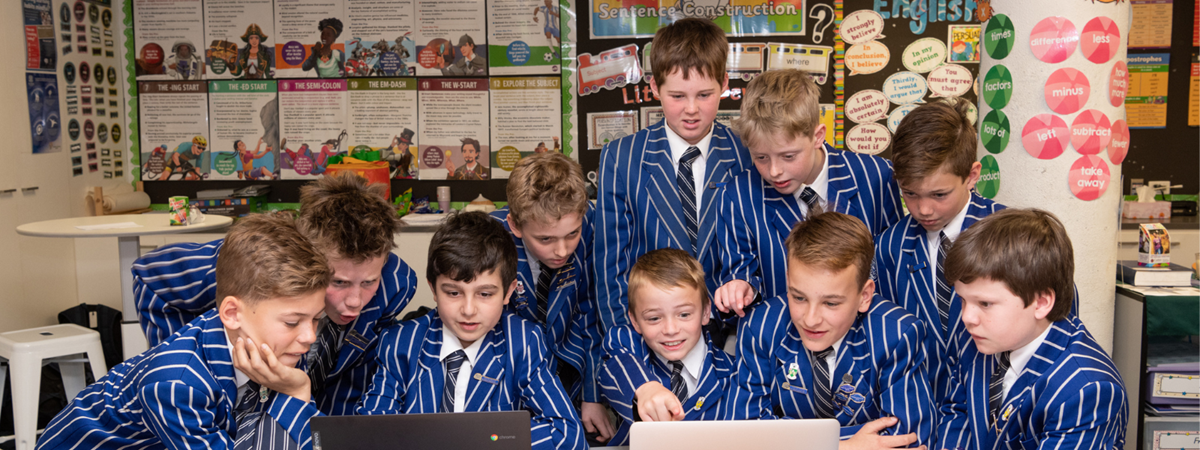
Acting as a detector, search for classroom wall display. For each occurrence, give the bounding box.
[346,78,419,179]
[278,79,348,179]
[415,0,487,77]
[27,73,62,154]
[25,0,58,72]
[489,0,562,75]
[207,80,279,180]
[274,0,346,78]
[134,0,204,80]
[490,77,562,178]
[345,0,416,77]
[138,81,210,181]
[204,0,275,79]
[418,78,490,180]
[588,0,806,39]
[60,0,123,179]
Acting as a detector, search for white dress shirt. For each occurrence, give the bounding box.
[1002,324,1052,401]
[663,122,714,218]
[440,328,485,412]
[794,149,831,216]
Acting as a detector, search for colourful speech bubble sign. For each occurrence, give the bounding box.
[1030,16,1078,64]
[977,155,1001,199]
[882,71,927,105]
[293,154,314,175]
[902,38,948,73]
[844,122,891,155]
[984,14,1016,60]
[1022,113,1069,160]
[845,89,890,124]
[927,64,973,98]
[845,41,890,76]
[982,64,1014,109]
[887,104,919,132]
[1109,60,1128,107]
[981,109,1011,154]
[1108,119,1130,164]
[840,10,886,45]
[1070,109,1112,155]
[1080,16,1120,64]
[1044,68,1090,115]
[1069,155,1110,201]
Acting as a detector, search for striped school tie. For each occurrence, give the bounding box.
[233,381,263,448]
[935,232,952,333]
[669,361,688,403]
[990,351,1011,424]
[442,349,467,413]
[812,347,836,418]
[798,186,822,218]
[676,146,701,253]
[535,267,556,323]
[308,319,343,396]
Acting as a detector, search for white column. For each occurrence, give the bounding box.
[977,3,1131,352]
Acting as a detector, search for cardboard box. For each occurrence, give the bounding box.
[1139,223,1171,267]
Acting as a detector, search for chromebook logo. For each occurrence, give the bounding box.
[490,435,498,441]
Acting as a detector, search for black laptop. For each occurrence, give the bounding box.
[311,411,531,450]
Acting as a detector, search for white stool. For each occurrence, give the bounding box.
[0,324,107,450]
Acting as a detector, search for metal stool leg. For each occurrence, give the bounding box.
[11,353,43,450]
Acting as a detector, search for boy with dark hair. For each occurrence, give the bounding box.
[594,17,752,337]
[938,208,1126,449]
[491,152,611,442]
[598,248,736,446]
[40,214,330,449]
[732,212,933,449]
[133,172,418,416]
[714,68,902,317]
[358,212,586,450]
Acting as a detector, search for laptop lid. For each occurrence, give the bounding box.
[630,419,840,450]
[311,411,531,450]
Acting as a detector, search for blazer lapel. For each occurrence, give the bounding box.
[825,149,862,219]
[683,341,733,418]
[462,327,508,412]
[777,327,819,418]
[764,181,805,239]
[833,319,873,424]
[900,226,941,343]
[642,138,690,252]
[961,192,993,231]
[697,140,739,262]
[544,259,580,330]
[201,316,241,428]
[510,244,538,323]
[416,315,446,414]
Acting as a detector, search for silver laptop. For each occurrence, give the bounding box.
[630,419,840,450]
[311,411,530,450]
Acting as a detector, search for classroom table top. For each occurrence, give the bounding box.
[16,214,233,238]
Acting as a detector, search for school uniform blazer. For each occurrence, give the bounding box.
[356,310,587,450]
[936,316,1128,450]
[36,310,320,450]
[730,295,934,444]
[491,206,603,403]
[593,120,752,331]
[717,144,902,300]
[874,192,1004,408]
[596,324,735,446]
[132,242,419,416]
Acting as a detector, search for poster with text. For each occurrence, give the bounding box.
[947,24,980,63]
[138,81,210,180]
[274,0,347,78]
[418,78,490,180]
[25,0,56,71]
[589,0,806,39]
[27,73,61,153]
[134,0,205,80]
[345,0,417,77]
[488,0,561,75]
[204,0,275,79]
[490,77,562,178]
[414,0,488,76]
[347,78,419,179]
[208,80,279,180]
[278,79,348,179]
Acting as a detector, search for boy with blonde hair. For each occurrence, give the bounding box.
[714,69,901,318]
[490,152,611,443]
[40,214,330,449]
[599,248,736,446]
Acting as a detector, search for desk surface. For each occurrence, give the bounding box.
[16,214,233,238]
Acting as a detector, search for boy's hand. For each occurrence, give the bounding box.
[713,280,755,317]
[233,337,312,403]
[580,401,615,443]
[633,381,685,422]
[839,417,924,450]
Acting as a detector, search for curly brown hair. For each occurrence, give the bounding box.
[296,171,398,262]
[216,212,331,306]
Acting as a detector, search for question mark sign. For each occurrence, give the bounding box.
[809,4,834,44]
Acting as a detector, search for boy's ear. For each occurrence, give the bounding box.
[503,279,518,306]
[507,214,523,239]
[627,309,643,336]
[811,124,828,152]
[720,73,730,92]
[857,279,875,313]
[218,296,244,330]
[1031,290,1055,320]
[966,161,983,186]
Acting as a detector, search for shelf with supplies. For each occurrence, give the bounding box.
[1113,284,1199,450]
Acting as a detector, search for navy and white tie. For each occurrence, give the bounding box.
[990,351,1012,424]
[308,319,343,396]
[812,347,836,418]
[935,231,953,333]
[535,267,556,323]
[798,186,821,219]
[676,146,701,253]
[669,361,688,403]
[442,349,467,413]
[233,381,263,448]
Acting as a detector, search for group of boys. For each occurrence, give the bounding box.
[40,17,1126,450]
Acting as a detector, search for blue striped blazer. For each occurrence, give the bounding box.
[356,310,587,450]
[37,310,320,450]
[490,206,603,404]
[593,120,752,331]
[730,295,934,444]
[597,324,735,446]
[717,144,902,300]
[132,243,419,416]
[936,317,1128,450]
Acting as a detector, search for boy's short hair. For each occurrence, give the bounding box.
[891,98,977,185]
[945,208,1074,321]
[627,248,709,312]
[296,171,398,262]
[650,18,728,88]
[785,212,873,289]
[216,213,332,305]
[506,152,588,228]
[733,69,822,150]
[427,211,518,288]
